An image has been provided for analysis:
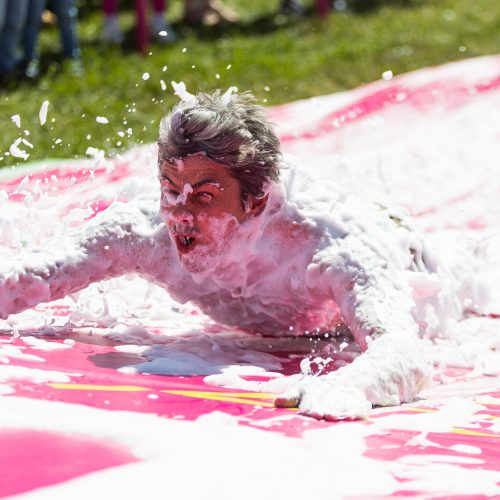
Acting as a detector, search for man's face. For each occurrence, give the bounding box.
[159,154,253,273]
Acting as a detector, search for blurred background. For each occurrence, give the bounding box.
[0,0,498,168]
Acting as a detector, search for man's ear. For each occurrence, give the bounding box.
[246,194,269,217]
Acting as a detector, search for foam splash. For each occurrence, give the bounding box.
[171,81,195,102]
[11,115,21,128]
[39,100,49,126]
[9,138,29,160]
[0,58,499,499]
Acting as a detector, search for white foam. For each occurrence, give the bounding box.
[171,81,195,102]
[9,138,29,160]
[21,336,73,351]
[11,114,21,128]
[0,60,499,424]
[0,365,71,384]
[39,100,49,126]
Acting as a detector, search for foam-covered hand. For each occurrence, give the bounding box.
[274,374,372,420]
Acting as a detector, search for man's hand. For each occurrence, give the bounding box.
[268,329,430,421]
[273,374,372,421]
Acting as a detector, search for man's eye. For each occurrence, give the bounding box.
[161,189,180,206]
[160,188,179,197]
[196,192,213,202]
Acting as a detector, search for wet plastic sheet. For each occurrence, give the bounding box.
[0,56,499,499]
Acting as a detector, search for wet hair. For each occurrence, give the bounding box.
[158,89,281,200]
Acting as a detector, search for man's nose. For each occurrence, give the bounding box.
[170,204,194,223]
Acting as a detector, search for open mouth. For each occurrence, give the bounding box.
[174,234,196,253]
[179,235,194,246]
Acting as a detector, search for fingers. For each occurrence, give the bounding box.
[273,381,301,408]
[274,376,372,421]
[274,393,300,408]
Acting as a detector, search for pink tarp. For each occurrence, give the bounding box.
[0,56,499,499]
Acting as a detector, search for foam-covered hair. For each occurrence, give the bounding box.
[158,89,281,199]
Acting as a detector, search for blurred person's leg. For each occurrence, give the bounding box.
[0,0,29,76]
[51,0,81,59]
[315,0,330,16]
[0,2,7,32]
[281,0,306,15]
[51,0,83,76]
[103,0,119,15]
[21,0,46,78]
[101,0,123,44]
[135,0,149,52]
[184,0,239,26]
[151,0,166,10]
[150,0,177,43]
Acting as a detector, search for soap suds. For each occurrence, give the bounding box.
[39,100,49,126]
[0,57,499,498]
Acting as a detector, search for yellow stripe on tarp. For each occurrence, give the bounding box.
[47,383,151,392]
[164,390,275,398]
[475,399,500,407]
[44,385,499,421]
[451,428,500,438]
[46,383,281,407]
[380,406,499,438]
[161,390,279,408]
[404,407,436,413]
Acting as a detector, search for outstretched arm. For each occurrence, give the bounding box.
[275,230,431,420]
[0,199,170,319]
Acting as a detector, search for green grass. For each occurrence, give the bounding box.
[1,0,498,168]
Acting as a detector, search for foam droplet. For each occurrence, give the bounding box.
[11,115,21,128]
[39,100,49,126]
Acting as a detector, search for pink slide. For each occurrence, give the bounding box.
[0,56,499,499]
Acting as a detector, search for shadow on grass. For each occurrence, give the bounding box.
[0,0,424,88]
[347,0,419,13]
[172,12,308,41]
[0,51,80,93]
[72,9,309,55]
[108,0,421,50]
[76,0,422,21]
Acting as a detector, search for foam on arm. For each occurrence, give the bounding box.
[306,235,431,411]
[0,200,168,319]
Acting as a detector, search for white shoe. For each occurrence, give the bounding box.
[101,15,124,45]
[150,14,177,44]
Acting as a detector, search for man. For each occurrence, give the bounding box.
[0,89,440,420]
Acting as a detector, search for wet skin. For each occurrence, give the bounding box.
[158,154,265,261]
